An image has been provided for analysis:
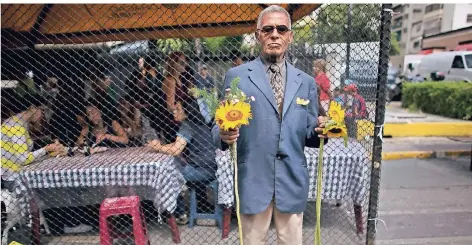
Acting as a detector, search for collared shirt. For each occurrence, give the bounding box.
[1,115,46,180]
[261,56,287,92]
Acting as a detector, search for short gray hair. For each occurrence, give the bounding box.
[257,5,292,30]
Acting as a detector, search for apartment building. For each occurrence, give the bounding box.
[391,4,472,55]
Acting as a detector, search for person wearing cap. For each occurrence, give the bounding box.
[1,95,64,181]
[195,64,215,91]
[343,84,367,138]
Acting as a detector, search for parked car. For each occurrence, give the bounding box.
[386,65,402,102]
[417,51,472,82]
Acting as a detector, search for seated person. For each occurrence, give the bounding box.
[147,98,217,225]
[118,96,143,143]
[1,95,63,181]
[77,102,129,148]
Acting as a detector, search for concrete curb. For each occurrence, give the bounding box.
[384,122,472,137]
[383,150,471,160]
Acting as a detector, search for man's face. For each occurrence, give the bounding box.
[256,12,293,60]
[200,67,208,77]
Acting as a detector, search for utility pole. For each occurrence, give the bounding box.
[345,4,353,82]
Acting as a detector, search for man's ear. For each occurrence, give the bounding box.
[287,30,294,44]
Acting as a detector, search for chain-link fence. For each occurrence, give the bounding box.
[1,3,391,245]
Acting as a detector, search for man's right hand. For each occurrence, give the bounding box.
[220,128,239,145]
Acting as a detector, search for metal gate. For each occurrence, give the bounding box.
[1,3,392,245]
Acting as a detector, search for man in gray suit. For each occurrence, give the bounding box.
[212,5,327,245]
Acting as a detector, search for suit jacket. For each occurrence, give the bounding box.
[212,57,321,214]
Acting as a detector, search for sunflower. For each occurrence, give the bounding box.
[215,101,252,131]
[323,101,348,146]
[328,101,345,123]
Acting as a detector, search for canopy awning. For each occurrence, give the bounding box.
[1,4,320,47]
[419,49,433,55]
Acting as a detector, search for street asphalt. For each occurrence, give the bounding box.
[377,157,472,245]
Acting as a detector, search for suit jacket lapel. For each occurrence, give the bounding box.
[282,63,302,118]
[248,57,278,114]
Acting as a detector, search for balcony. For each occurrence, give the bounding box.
[424,27,441,36]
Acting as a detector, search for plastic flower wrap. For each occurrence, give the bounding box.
[191,76,253,245]
[315,101,348,245]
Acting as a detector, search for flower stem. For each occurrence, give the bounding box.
[231,142,243,245]
[315,139,324,245]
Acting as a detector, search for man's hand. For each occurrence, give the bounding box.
[314,116,328,139]
[220,128,239,145]
[95,133,110,145]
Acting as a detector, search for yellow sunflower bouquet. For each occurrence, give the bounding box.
[191,76,253,245]
[314,100,348,245]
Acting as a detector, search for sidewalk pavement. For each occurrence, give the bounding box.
[383,102,472,137]
[382,137,472,160]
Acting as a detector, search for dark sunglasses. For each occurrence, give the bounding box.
[258,25,291,34]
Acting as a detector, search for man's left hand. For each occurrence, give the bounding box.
[315,116,328,139]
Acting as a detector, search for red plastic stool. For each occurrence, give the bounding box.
[99,196,149,245]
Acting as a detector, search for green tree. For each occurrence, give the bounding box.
[389,32,401,56]
[292,16,316,44]
[203,35,244,55]
[155,38,194,55]
[315,4,380,44]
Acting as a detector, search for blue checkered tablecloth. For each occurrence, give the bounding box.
[14,147,185,218]
[215,139,370,206]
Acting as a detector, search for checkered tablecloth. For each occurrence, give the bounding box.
[215,139,370,206]
[14,147,185,218]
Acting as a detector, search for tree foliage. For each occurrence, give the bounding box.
[155,38,194,55]
[203,36,244,55]
[315,4,380,44]
[389,32,401,56]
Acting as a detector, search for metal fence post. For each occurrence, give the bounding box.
[366,3,392,245]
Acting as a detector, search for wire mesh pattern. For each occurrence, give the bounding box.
[1,3,391,245]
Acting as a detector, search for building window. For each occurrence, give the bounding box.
[396,30,402,42]
[423,18,442,36]
[467,14,472,23]
[393,17,403,29]
[425,4,443,14]
[413,41,420,48]
[413,8,422,13]
[403,28,408,33]
[413,21,422,32]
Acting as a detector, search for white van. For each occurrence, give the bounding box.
[417,51,472,82]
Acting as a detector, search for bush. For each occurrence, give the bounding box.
[402,82,472,120]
